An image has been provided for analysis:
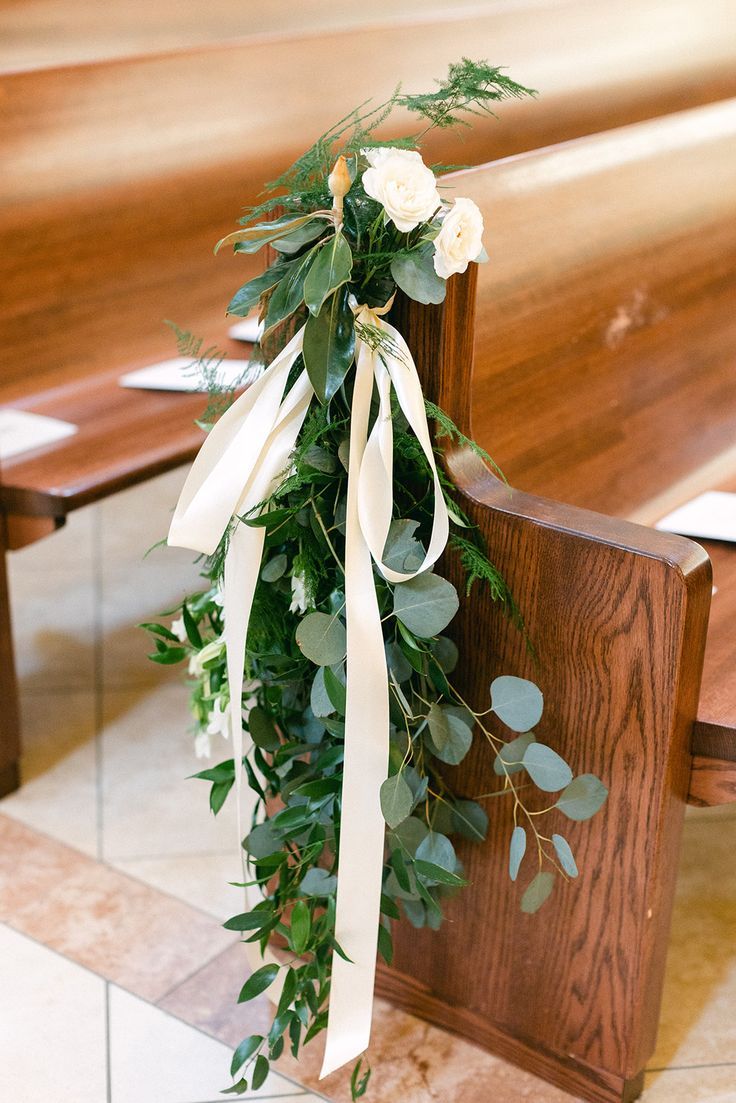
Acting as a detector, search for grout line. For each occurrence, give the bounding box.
[92,504,105,862]
[108,847,234,862]
[646,1061,736,1073]
[105,980,112,1103]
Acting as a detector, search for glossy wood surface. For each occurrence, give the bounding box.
[379,268,713,1103]
[0,514,21,788]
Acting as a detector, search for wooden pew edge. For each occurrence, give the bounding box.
[444,451,736,806]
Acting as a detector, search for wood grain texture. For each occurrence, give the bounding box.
[379,268,713,1102]
[450,99,736,520]
[687,756,736,806]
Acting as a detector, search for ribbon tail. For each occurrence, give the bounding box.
[320,342,389,1079]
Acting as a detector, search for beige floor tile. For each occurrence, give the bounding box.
[99,466,193,566]
[101,560,202,687]
[641,1065,736,1102]
[0,815,236,1001]
[113,852,243,920]
[158,941,274,1048]
[7,504,97,571]
[0,690,98,855]
[100,683,234,860]
[6,565,96,691]
[275,997,586,1103]
[651,814,736,1071]
[110,985,309,1101]
[0,924,107,1103]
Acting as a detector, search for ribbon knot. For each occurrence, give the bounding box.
[168,306,448,1078]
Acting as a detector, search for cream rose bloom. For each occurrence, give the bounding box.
[362,147,441,233]
[433,197,485,278]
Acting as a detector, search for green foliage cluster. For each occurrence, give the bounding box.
[144,60,608,1099]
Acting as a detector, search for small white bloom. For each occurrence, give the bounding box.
[362,147,441,233]
[432,197,485,279]
[171,617,187,642]
[210,585,225,608]
[194,729,212,759]
[289,572,309,615]
[206,697,231,741]
[188,637,225,678]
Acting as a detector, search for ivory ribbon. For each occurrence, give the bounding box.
[168,304,448,1079]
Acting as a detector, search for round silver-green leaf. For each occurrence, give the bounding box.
[490,675,544,732]
[509,825,526,882]
[393,573,459,638]
[521,871,555,914]
[380,773,414,829]
[295,612,347,666]
[522,743,573,793]
[552,833,578,878]
[555,774,608,821]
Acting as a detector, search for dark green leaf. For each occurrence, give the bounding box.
[237,963,280,1003]
[451,799,488,842]
[223,907,272,932]
[138,621,179,641]
[251,1054,270,1091]
[182,603,202,648]
[414,860,466,886]
[230,1034,262,1077]
[323,665,347,715]
[302,285,355,404]
[148,647,187,665]
[227,265,286,317]
[377,922,393,965]
[290,900,311,954]
[210,780,233,816]
[248,707,280,752]
[271,218,327,254]
[276,968,297,1016]
[264,248,317,333]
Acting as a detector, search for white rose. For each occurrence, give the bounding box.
[362,147,441,233]
[432,197,485,279]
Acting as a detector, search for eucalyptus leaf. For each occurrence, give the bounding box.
[493,731,536,777]
[245,821,281,860]
[260,554,287,582]
[304,231,353,315]
[295,612,347,666]
[385,641,412,683]
[310,667,333,718]
[425,705,474,765]
[522,743,573,793]
[427,701,450,751]
[380,773,414,829]
[521,871,555,914]
[430,635,459,674]
[416,831,456,872]
[382,519,425,573]
[555,774,609,821]
[552,833,578,878]
[452,799,488,842]
[390,815,429,856]
[302,443,337,473]
[393,573,459,638]
[302,284,355,404]
[300,867,337,896]
[390,243,447,305]
[490,675,544,732]
[509,825,526,882]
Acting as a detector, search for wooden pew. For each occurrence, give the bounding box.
[4,3,736,798]
[374,98,736,1103]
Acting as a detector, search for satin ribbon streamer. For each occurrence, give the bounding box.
[168,305,448,1079]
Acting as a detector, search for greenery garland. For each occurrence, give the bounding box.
[144,60,608,1098]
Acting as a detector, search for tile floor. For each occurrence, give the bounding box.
[1,468,735,1103]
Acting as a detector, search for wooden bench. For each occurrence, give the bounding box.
[374,97,736,1103]
[4,3,736,798]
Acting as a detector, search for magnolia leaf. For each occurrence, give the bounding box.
[300,867,337,896]
[237,963,280,1003]
[555,774,609,821]
[393,573,459,638]
[272,218,327,254]
[416,831,456,872]
[425,705,474,765]
[390,243,447,305]
[380,773,414,829]
[263,248,317,335]
[522,743,573,793]
[382,519,425,573]
[227,266,286,317]
[295,612,347,666]
[552,833,578,878]
[452,799,488,842]
[493,731,536,776]
[490,675,544,732]
[260,554,287,582]
[509,825,526,882]
[289,899,311,954]
[215,213,326,254]
[521,871,555,914]
[302,284,356,404]
[304,232,353,315]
